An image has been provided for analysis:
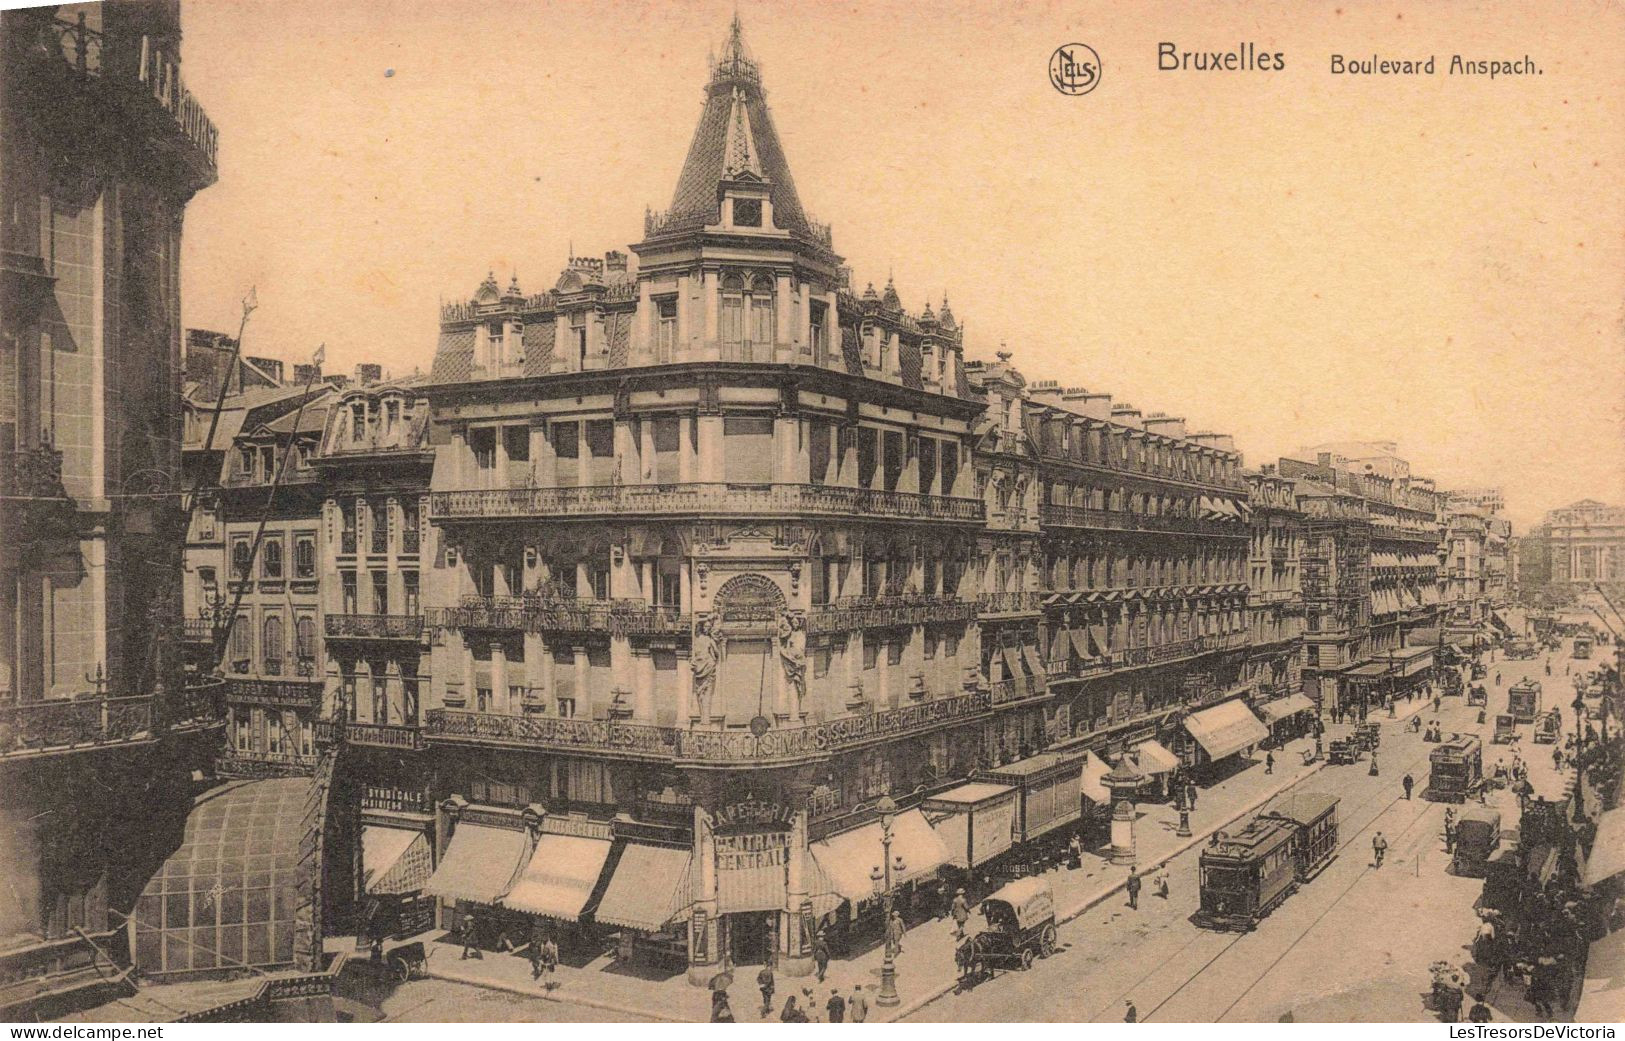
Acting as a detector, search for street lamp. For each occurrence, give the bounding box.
[869,794,905,1008]
[1571,687,1587,816]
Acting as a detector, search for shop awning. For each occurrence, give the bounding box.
[1133,739,1180,775]
[999,644,1024,681]
[1583,807,1625,886]
[593,843,694,932]
[503,834,613,921]
[1089,624,1110,657]
[1578,922,1625,1022]
[1257,693,1317,723]
[1048,626,1070,663]
[1022,644,1047,679]
[1081,751,1111,805]
[363,826,434,895]
[810,809,949,903]
[1183,699,1268,762]
[1069,628,1094,661]
[421,823,530,905]
[1342,660,1392,678]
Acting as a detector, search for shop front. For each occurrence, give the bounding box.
[923,782,1018,873]
[1255,693,1318,745]
[1131,740,1181,798]
[808,808,950,956]
[501,826,615,958]
[1182,699,1269,768]
[421,805,534,944]
[984,750,1085,847]
[360,824,436,939]
[593,842,695,969]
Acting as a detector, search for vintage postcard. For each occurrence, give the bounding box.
[1,0,1621,1028]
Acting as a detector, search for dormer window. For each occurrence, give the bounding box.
[655,296,678,361]
[350,403,366,442]
[571,312,587,368]
[732,197,762,227]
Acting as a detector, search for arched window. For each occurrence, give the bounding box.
[262,615,284,675]
[295,617,317,665]
[262,538,283,579]
[231,540,252,579]
[719,272,775,360]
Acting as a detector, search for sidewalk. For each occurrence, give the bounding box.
[412,729,1341,1022]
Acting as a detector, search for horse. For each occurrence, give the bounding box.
[955,935,986,989]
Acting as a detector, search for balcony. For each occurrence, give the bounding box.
[423,689,992,766]
[225,678,324,709]
[808,594,978,634]
[432,595,691,636]
[181,618,214,643]
[1044,631,1251,685]
[222,467,321,489]
[1270,545,1291,563]
[431,482,985,525]
[1039,503,1248,539]
[0,697,152,760]
[989,674,1047,707]
[38,13,217,187]
[977,590,1045,616]
[1371,524,1441,545]
[315,719,425,751]
[324,614,425,641]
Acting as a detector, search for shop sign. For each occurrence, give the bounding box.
[714,797,795,832]
[970,795,1018,866]
[715,830,789,871]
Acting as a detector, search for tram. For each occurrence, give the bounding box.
[1507,680,1543,724]
[1197,792,1340,931]
[1427,734,1483,803]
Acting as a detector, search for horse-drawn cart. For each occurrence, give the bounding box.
[956,877,1057,985]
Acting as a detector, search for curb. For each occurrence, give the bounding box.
[422,963,690,1023]
[884,755,1333,1022]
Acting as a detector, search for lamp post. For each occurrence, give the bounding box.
[1571,687,1587,816]
[869,794,905,1008]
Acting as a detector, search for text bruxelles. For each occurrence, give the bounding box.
[1158,42,1285,71]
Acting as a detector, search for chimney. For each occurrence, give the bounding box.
[292,364,319,385]
[1029,380,1062,401]
[604,250,628,274]
[1192,432,1238,453]
[1143,414,1187,440]
[355,363,382,386]
[1110,404,1143,428]
[1069,391,1111,422]
[246,356,285,385]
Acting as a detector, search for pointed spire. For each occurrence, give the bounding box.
[939,292,957,330]
[862,281,879,302]
[723,85,762,178]
[881,274,901,312]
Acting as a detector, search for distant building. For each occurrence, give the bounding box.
[1545,500,1625,588]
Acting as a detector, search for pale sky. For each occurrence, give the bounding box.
[175,0,1625,531]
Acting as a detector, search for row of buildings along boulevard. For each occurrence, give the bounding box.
[0,4,1562,1017]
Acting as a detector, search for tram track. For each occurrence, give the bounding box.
[1127,717,1460,1023]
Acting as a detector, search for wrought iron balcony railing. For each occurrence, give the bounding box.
[807,594,978,634]
[431,595,690,636]
[0,697,152,757]
[324,614,425,640]
[431,482,985,524]
[989,674,1047,707]
[423,689,993,765]
[977,590,1045,615]
[1040,503,1247,538]
[1045,631,1251,685]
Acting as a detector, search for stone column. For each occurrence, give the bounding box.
[491,641,508,714]
[574,645,589,715]
[687,806,721,986]
[634,645,654,721]
[779,799,813,976]
[676,272,692,358]
[701,270,719,358]
[698,415,723,483]
[775,271,793,361]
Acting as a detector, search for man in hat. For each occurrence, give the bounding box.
[813,931,831,983]
[951,888,971,939]
[460,909,481,960]
[826,988,846,1023]
[1126,868,1142,910]
[757,964,775,1017]
[1373,831,1389,868]
[1403,773,1415,800]
[1124,999,1139,1023]
[848,984,868,1023]
[885,909,906,956]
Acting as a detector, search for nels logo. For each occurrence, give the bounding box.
[1050,43,1102,96]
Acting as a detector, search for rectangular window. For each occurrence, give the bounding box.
[470,428,496,470]
[571,312,587,367]
[918,438,938,495]
[811,557,830,606]
[857,428,878,487]
[655,297,678,361]
[812,642,831,678]
[551,421,579,487]
[924,632,938,660]
[723,415,774,484]
[586,560,611,601]
[504,425,530,462]
[351,403,366,442]
[341,571,357,614]
[808,421,831,486]
[401,501,420,553]
[653,417,681,484]
[586,419,616,485]
[261,537,283,579]
[403,572,420,615]
[809,301,827,361]
[882,431,904,491]
[887,639,903,667]
[940,441,959,496]
[863,637,879,670]
[294,536,316,578]
[944,630,959,657]
[371,572,389,614]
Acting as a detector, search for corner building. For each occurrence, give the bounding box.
[398,23,990,981]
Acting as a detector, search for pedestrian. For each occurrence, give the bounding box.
[826,988,846,1023]
[1369,749,1380,777]
[1124,999,1139,1023]
[1068,831,1084,869]
[1126,868,1142,910]
[757,964,775,1017]
[802,988,823,1023]
[849,985,868,1023]
[779,995,806,1023]
[1153,867,1170,900]
[951,888,971,939]
[459,909,481,960]
[885,909,906,955]
[1468,994,1492,1023]
[528,919,546,979]
[1402,773,1414,800]
[1373,831,1388,868]
[711,989,736,1023]
[1528,959,1556,1019]
[543,936,558,977]
[1434,694,1442,715]
[813,931,830,983]
[1186,783,1198,812]
[1265,751,1274,775]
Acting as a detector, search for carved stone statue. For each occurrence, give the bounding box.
[778,612,807,702]
[691,615,719,714]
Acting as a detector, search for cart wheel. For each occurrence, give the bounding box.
[1040,925,1057,958]
[1020,948,1035,970]
[392,957,410,983]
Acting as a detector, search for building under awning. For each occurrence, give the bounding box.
[1133,739,1181,775]
[810,809,949,904]
[985,750,1085,842]
[1183,699,1268,763]
[593,843,694,932]
[503,834,614,921]
[363,825,434,895]
[1256,693,1317,724]
[924,782,1018,869]
[1080,751,1112,806]
[421,823,531,905]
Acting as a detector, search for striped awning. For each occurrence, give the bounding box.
[810,810,948,903]
[363,826,433,896]
[421,823,530,905]
[503,835,613,921]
